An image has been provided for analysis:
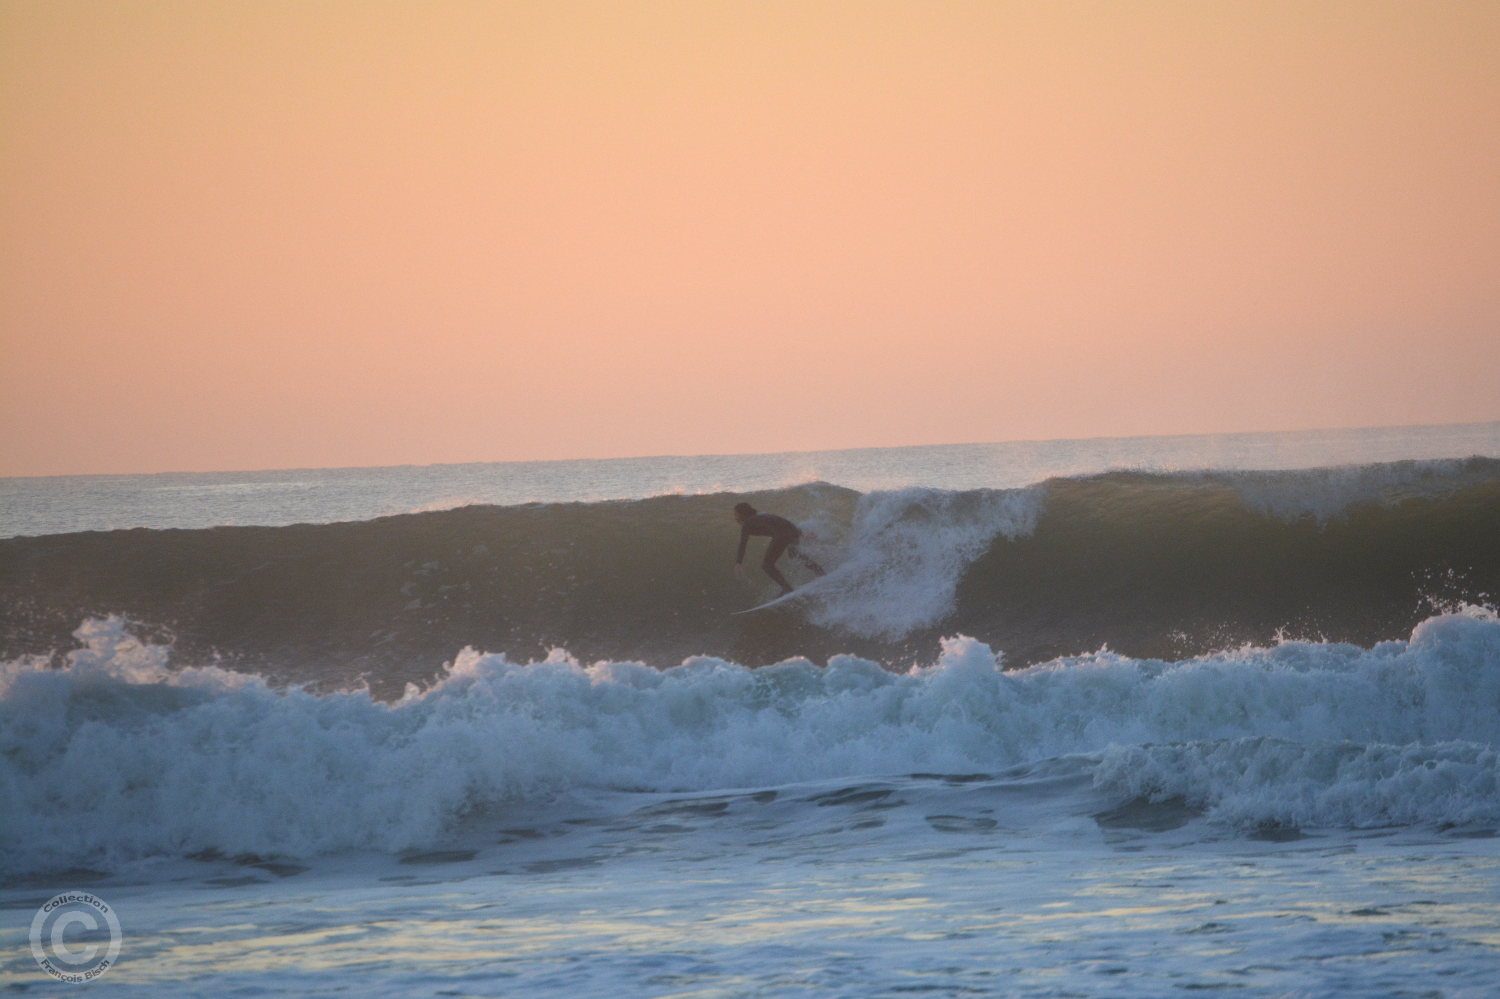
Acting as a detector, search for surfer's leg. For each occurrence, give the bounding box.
[762,538,794,595]
[788,544,825,577]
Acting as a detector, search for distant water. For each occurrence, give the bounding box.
[3,422,1499,998]
[3,420,1497,537]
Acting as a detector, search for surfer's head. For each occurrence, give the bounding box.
[733,502,756,524]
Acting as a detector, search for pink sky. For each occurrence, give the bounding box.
[3,1,1497,476]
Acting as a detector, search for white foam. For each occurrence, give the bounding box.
[2,609,1497,874]
[796,486,1045,639]
[1095,737,1499,829]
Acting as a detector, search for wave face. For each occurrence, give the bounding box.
[2,611,1496,876]
[1,458,1496,690]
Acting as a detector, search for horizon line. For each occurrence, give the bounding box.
[4,418,1498,482]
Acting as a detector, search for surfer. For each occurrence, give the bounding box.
[733,502,825,596]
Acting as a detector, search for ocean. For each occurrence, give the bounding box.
[3,421,1499,997]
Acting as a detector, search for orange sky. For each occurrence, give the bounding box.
[2,0,1497,476]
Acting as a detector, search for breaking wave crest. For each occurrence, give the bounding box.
[2,609,1497,875]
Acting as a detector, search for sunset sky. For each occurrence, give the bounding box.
[3,0,1497,477]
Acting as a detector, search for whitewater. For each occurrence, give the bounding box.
[3,422,1499,997]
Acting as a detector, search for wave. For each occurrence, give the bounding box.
[1,458,1496,689]
[2,610,1496,875]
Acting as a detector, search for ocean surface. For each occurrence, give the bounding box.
[3,421,1499,997]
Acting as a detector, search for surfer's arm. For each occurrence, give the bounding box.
[735,525,750,565]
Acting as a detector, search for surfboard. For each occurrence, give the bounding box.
[731,574,833,616]
[731,590,803,615]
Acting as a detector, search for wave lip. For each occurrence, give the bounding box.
[1197,456,1500,523]
[2,610,1497,876]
